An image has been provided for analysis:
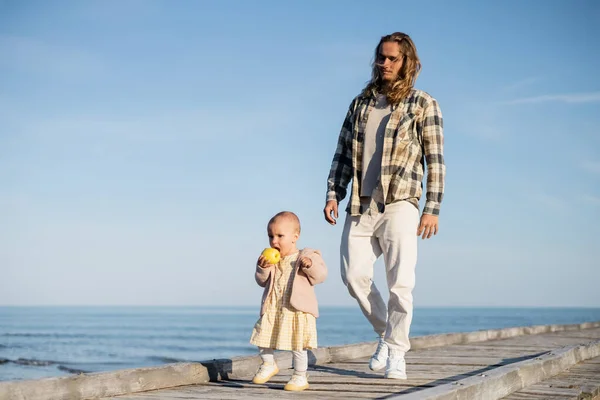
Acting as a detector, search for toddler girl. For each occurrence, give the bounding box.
[249,211,327,391]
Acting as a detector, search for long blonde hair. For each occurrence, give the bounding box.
[361,32,422,104]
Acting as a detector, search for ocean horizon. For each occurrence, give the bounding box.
[2,305,600,382]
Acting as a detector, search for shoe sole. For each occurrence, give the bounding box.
[385,372,407,380]
[252,366,280,384]
[284,383,309,391]
[369,362,386,371]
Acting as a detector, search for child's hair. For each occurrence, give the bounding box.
[268,211,301,234]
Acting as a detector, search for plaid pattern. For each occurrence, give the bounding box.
[250,252,317,351]
[327,88,445,216]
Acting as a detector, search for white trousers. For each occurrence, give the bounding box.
[341,200,419,354]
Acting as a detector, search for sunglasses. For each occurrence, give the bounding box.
[375,54,404,65]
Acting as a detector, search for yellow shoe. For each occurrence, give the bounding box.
[252,362,279,384]
[284,373,309,391]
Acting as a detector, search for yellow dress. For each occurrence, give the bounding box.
[250,252,318,351]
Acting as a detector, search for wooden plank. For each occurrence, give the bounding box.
[310,362,480,372]
[227,373,466,385]
[504,393,578,399]
[545,377,600,388]
[517,386,582,396]
[474,333,600,348]
[410,349,546,358]
[416,344,551,352]
[503,355,600,399]
[118,384,403,399]
[486,330,600,341]
[230,363,487,384]
[408,356,510,364]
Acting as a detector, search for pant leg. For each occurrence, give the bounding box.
[374,201,419,354]
[340,210,387,336]
[292,350,308,374]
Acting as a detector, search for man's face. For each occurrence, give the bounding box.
[377,41,404,82]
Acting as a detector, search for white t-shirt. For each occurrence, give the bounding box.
[361,94,391,197]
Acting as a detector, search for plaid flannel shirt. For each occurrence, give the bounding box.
[326,88,445,216]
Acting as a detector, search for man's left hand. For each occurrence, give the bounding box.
[417,214,439,239]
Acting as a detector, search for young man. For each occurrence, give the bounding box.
[323,32,445,379]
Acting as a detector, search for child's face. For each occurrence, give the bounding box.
[267,219,299,257]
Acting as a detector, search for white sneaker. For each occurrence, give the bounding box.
[284,373,309,391]
[369,337,389,371]
[252,362,279,384]
[385,355,407,379]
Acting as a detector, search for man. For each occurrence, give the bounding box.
[323,32,445,379]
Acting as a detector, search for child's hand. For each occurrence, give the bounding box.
[298,256,313,269]
[257,255,275,269]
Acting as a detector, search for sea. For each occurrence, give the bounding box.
[2,306,600,382]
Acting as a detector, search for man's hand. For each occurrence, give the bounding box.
[417,214,439,239]
[323,200,338,225]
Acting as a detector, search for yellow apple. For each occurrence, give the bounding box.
[261,248,281,264]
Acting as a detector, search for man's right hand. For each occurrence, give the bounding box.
[323,200,338,225]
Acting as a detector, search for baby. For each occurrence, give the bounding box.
[249,211,328,391]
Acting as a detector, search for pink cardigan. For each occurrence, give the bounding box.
[255,248,328,318]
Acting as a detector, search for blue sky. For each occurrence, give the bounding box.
[1,0,599,307]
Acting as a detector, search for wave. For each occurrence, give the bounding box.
[13,358,56,366]
[0,358,110,376]
[0,358,90,375]
[3,333,62,338]
[57,365,88,374]
[2,358,131,367]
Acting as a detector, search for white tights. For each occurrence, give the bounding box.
[259,347,307,374]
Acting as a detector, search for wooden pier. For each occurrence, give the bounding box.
[2,322,599,400]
